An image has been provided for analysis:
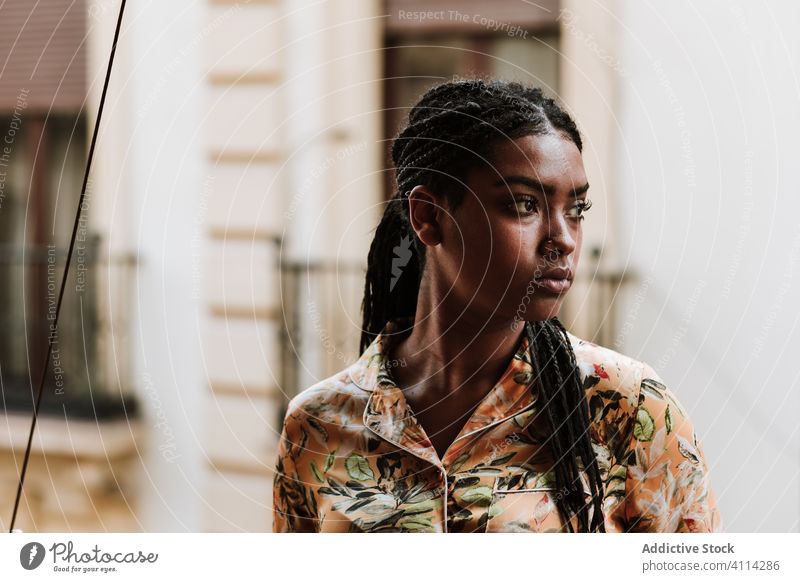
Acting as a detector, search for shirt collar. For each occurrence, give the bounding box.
[352,317,540,467]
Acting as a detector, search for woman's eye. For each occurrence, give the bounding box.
[507,197,592,219]
[510,197,538,215]
[567,199,593,221]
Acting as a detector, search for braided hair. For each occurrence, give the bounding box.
[359,79,605,532]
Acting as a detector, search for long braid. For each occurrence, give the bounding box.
[541,322,585,530]
[550,317,606,532]
[527,319,607,532]
[527,325,578,531]
[359,79,605,531]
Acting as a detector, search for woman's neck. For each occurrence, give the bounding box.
[387,297,523,398]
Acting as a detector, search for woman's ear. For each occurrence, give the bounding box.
[407,185,443,246]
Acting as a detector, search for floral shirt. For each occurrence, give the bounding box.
[273,318,722,533]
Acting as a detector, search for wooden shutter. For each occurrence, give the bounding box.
[0,0,87,112]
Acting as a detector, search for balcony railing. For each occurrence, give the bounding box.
[0,237,139,420]
[273,237,366,414]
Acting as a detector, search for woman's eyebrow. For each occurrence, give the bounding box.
[493,175,590,196]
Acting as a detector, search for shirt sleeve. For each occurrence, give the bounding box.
[272,405,319,532]
[616,362,723,532]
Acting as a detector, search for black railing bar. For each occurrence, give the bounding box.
[278,260,365,273]
[0,247,139,265]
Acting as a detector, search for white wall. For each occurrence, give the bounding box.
[125,0,207,531]
[614,0,800,532]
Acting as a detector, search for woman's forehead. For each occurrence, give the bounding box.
[495,133,580,167]
[473,134,586,189]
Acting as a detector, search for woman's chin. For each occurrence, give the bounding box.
[502,301,564,330]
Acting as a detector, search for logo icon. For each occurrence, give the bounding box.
[20,542,46,570]
[390,235,412,291]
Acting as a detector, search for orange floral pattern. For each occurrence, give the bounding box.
[273,318,722,533]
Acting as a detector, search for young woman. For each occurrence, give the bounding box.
[273,79,722,533]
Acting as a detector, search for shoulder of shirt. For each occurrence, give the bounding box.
[283,364,370,424]
[565,329,663,406]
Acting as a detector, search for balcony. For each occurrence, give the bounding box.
[0,238,141,532]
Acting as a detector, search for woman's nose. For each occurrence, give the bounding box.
[539,214,576,257]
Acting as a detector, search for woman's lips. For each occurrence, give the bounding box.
[534,277,571,294]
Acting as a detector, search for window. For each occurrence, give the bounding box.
[383,0,561,198]
[0,2,136,419]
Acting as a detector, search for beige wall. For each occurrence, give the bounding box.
[199,0,383,531]
[558,0,624,341]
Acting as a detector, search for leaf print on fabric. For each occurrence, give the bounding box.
[597,389,625,402]
[590,393,604,423]
[465,467,503,476]
[461,486,494,506]
[397,515,434,531]
[402,498,439,515]
[664,390,687,419]
[376,452,403,480]
[324,450,336,472]
[400,480,428,502]
[345,453,375,481]
[297,427,309,451]
[500,464,543,490]
[371,510,406,529]
[489,452,517,466]
[504,474,523,490]
[345,479,368,490]
[640,378,666,400]
[310,460,325,483]
[605,464,627,499]
[326,476,348,495]
[335,497,372,514]
[354,492,396,513]
[665,404,673,434]
[452,476,481,489]
[677,435,701,464]
[359,498,400,516]
[633,406,655,441]
[306,417,329,444]
[513,370,533,384]
[582,373,601,391]
[448,451,471,473]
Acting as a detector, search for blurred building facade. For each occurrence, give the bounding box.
[1,0,798,533]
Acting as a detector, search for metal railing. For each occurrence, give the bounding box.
[272,237,366,410]
[0,237,139,419]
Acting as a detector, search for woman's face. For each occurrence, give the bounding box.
[429,132,590,325]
